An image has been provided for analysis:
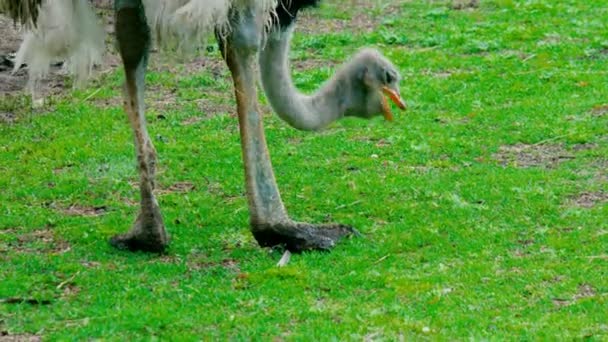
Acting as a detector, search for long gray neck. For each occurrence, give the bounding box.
[258,26,348,131]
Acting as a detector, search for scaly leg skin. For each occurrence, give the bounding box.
[221,5,356,253]
[109,0,168,253]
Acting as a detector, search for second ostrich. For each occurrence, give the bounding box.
[1,0,406,253]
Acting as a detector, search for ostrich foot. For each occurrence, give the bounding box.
[109,208,169,253]
[251,221,359,253]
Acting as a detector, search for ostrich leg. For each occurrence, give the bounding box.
[222,6,355,252]
[109,0,168,252]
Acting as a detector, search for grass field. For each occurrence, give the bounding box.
[1,0,607,340]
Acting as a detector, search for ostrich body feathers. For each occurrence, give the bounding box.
[0,0,280,97]
[13,0,105,97]
[145,0,278,49]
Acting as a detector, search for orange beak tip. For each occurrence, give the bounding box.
[380,94,394,122]
[397,100,407,110]
[383,86,407,111]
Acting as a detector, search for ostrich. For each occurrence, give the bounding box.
[1,0,406,253]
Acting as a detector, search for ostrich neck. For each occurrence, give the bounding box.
[259,26,347,131]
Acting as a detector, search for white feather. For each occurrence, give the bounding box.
[14,0,279,100]
[145,0,278,50]
[14,0,105,97]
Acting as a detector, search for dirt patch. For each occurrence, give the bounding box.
[494,143,574,168]
[575,158,608,184]
[0,10,111,100]
[81,260,102,268]
[130,180,198,195]
[0,64,67,101]
[188,257,241,273]
[422,68,455,79]
[451,0,479,10]
[593,160,607,183]
[181,116,206,126]
[194,96,235,118]
[60,283,80,298]
[146,85,179,113]
[553,283,597,308]
[149,53,225,78]
[584,48,608,61]
[570,191,608,208]
[293,58,339,73]
[7,228,70,254]
[552,298,570,307]
[297,0,401,35]
[571,142,598,152]
[61,204,108,217]
[158,181,196,195]
[500,50,535,61]
[537,33,562,47]
[298,13,377,35]
[0,15,67,98]
[0,332,41,342]
[591,104,608,117]
[0,16,22,55]
[573,283,597,300]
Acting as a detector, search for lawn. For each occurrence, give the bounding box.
[1,0,607,340]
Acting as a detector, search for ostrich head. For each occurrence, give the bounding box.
[259,29,406,131]
[339,48,406,122]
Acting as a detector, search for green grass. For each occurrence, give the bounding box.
[1,0,607,339]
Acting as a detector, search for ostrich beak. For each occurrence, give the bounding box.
[381,86,406,121]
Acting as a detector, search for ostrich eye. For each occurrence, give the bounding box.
[384,69,396,84]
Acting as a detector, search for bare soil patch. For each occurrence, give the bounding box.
[552,283,598,308]
[146,85,179,113]
[494,143,574,168]
[188,257,241,273]
[0,332,41,342]
[8,228,70,254]
[592,160,607,183]
[186,87,235,118]
[0,16,27,95]
[573,283,597,300]
[591,104,608,117]
[298,13,377,35]
[297,0,402,35]
[0,16,70,98]
[575,157,607,184]
[292,58,339,73]
[61,204,108,217]
[128,181,196,195]
[500,50,536,61]
[570,191,608,208]
[181,116,206,126]
[158,181,196,195]
[571,142,598,152]
[584,48,608,61]
[451,0,480,10]
[0,17,21,55]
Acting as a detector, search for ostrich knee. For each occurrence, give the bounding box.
[230,7,262,55]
